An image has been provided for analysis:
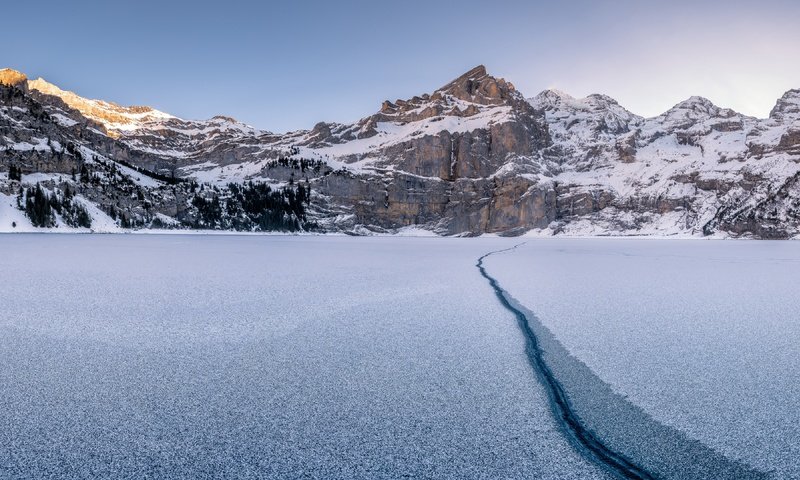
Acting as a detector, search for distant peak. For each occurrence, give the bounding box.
[0,68,28,87]
[585,93,620,105]
[545,88,573,98]
[657,96,747,122]
[686,95,712,103]
[530,89,626,111]
[211,115,242,124]
[531,89,575,104]
[671,96,716,110]
[663,96,720,116]
[769,89,800,120]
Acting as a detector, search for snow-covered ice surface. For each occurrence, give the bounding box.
[485,239,800,479]
[0,235,610,479]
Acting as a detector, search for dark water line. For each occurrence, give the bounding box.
[477,244,655,480]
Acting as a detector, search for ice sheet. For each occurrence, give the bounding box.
[0,235,609,479]
[485,239,800,479]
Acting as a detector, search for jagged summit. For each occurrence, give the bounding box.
[585,93,622,106]
[770,89,800,120]
[372,65,525,128]
[0,68,27,88]
[657,96,742,124]
[668,96,718,111]
[307,64,543,156]
[381,65,517,114]
[434,65,517,106]
[452,64,488,80]
[436,65,490,92]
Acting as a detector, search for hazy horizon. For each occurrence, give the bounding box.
[5,0,799,132]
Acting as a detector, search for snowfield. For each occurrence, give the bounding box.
[0,235,797,479]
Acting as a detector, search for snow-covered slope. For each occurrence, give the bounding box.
[26,76,267,176]
[27,78,177,134]
[528,89,800,237]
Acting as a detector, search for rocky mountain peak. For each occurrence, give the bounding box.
[669,96,717,112]
[659,96,740,124]
[585,93,622,107]
[529,89,575,109]
[529,90,639,128]
[0,68,28,88]
[532,89,628,111]
[433,65,517,106]
[211,115,241,123]
[769,89,800,120]
[370,66,525,130]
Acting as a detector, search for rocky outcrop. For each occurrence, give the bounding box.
[769,89,800,120]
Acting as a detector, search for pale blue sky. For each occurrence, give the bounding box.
[4,0,799,131]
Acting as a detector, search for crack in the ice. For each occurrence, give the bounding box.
[477,243,656,480]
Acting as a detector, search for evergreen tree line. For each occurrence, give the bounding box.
[0,84,50,123]
[7,164,22,181]
[189,181,312,231]
[63,144,178,186]
[1,84,25,102]
[21,183,92,228]
[266,156,325,174]
[105,156,183,185]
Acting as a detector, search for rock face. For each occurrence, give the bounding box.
[1,65,799,237]
[279,66,552,234]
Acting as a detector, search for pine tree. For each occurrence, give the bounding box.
[8,165,22,181]
[75,204,92,228]
[25,184,55,227]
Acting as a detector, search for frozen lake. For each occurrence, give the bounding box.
[487,239,800,479]
[0,235,606,479]
[1,235,797,479]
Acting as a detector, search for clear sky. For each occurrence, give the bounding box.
[4,0,799,132]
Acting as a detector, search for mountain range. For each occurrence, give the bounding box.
[1,65,799,237]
